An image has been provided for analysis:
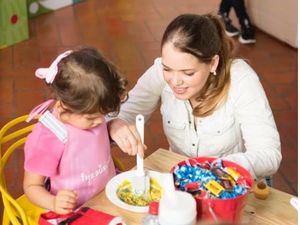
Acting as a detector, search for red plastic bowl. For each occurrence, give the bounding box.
[171,157,253,223]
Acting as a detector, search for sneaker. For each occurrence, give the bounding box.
[239,19,256,44]
[219,13,239,37]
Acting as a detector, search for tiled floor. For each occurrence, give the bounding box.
[0,0,297,211]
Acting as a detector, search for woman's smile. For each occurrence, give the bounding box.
[173,86,188,95]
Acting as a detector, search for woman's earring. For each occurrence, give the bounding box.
[210,71,217,76]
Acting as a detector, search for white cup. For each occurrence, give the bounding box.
[158,190,197,225]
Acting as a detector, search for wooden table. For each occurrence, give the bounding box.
[86,149,298,225]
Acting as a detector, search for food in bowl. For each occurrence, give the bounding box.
[116,177,162,206]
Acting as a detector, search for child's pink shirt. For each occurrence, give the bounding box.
[24,111,116,207]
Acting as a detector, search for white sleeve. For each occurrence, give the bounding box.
[118,58,166,124]
[224,62,282,179]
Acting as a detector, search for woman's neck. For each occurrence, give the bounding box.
[189,97,198,109]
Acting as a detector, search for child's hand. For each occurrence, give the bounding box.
[53,190,77,214]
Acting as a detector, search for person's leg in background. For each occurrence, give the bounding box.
[218,0,240,37]
[231,0,256,44]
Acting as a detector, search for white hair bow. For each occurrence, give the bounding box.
[35,50,72,83]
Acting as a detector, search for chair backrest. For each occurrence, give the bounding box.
[0,115,35,225]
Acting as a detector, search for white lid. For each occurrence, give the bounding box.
[158,191,197,225]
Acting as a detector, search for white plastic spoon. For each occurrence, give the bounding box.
[132,114,150,197]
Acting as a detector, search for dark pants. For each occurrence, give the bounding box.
[219,0,251,28]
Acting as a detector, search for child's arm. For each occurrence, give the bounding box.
[23,171,77,214]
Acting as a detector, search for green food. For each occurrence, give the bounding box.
[117,178,162,206]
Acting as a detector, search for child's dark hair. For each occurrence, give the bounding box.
[50,47,127,115]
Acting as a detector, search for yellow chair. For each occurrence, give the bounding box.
[0,115,125,225]
[0,115,45,225]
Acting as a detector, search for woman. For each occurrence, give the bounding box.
[108,14,281,179]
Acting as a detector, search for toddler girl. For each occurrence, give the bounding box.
[23,47,127,214]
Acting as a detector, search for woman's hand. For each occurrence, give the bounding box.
[53,190,77,214]
[108,118,146,157]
